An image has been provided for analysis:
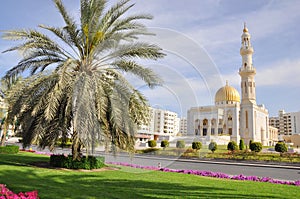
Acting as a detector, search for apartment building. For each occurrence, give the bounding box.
[179,117,187,135]
[137,107,180,143]
[269,110,300,135]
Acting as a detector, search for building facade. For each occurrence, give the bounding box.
[270,110,300,135]
[179,118,187,135]
[137,107,180,144]
[187,24,277,146]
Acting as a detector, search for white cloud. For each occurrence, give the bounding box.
[256,59,300,86]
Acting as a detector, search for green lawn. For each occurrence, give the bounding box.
[0,152,299,199]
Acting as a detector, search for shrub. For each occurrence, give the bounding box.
[160,140,169,148]
[192,142,202,151]
[250,142,262,153]
[50,154,105,169]
[239,139,245,150]
[176,140,185,148]
[148,140,157,148]
[208,141,218,153]
[249,140,253,147]
[275,142,287,153]
[0,145,19,154]
[227,141,238,152]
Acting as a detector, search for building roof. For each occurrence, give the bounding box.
[215,81,240,103]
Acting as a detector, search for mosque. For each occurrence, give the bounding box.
[187,24,278,146]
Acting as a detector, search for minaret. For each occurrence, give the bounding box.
[239,23,256,105]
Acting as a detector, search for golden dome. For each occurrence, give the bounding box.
[215,82,240,103]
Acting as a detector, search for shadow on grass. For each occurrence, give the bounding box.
[0,153,296,199]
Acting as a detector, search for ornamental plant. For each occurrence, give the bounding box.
[208,141,217,153]
[192,141,202,151]
[239,139,245,150]
[176,140,185,148]
[148,140,157,148]
[0,184,39,199]
[249,142,262,153]
[227,141,238,152]
[275,141,287,154]
[160,140,169,149]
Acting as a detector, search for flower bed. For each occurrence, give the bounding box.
[0,184,39,199]
[107,162,300,186]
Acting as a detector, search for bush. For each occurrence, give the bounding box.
[0,145,19,154]
[148,140,157,148]
[227,141,238,152]
[250,142,262,153]
[192,142,202,151]
[249,140,253,147]
[176,140,185,148]
[275,142,287,153]
[160,140,169,148]
[208,141,218,153]
[239,139,245,150]
[50,154,105,170]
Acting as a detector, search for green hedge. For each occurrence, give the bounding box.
[0,145,19,154]
[148,140,157,148]
[227,141,238,151]
[192,142,202,151]
[250,142,262,153]
[50,154,105,170]
[176,140,185,148]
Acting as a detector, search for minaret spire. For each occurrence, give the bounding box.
[243,22,248,32]
[239,23,256,104]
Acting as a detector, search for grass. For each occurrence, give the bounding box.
[0,152,300,199]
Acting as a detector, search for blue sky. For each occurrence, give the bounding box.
[1,0,300,117]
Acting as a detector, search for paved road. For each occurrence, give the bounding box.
[12,142,300,182]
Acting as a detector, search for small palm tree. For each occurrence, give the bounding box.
[2,0,164,159]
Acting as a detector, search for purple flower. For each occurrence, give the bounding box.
[107,162,300,187]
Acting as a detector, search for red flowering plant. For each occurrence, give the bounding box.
[0,184,39,199]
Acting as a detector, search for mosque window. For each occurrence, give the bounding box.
[218,128,223,135]
[228,116,232,121]
[203,129,207,136]
[228,128,232,135]
[211,128,215,135]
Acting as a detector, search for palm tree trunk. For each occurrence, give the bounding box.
[71,130,82,160]
[0,120,8,146]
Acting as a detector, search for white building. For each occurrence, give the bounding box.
[187,24,277,146]
[179,118,187,135]
[136,107,180,144]
[270,110,300,135]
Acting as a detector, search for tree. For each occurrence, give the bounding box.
[239,139,245,150]
[249,142,262,153]
[2,0,165,159]
[192,141,202,151]
[275,141,287,154]
[227,141,238,152]
[208,141,217,153]
[160,140,169,149]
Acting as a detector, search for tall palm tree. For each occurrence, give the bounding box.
[2,0,164,159]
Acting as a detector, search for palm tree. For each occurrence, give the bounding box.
[2,0,165,159]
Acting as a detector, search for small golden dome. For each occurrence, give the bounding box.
[215,82,240,103]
